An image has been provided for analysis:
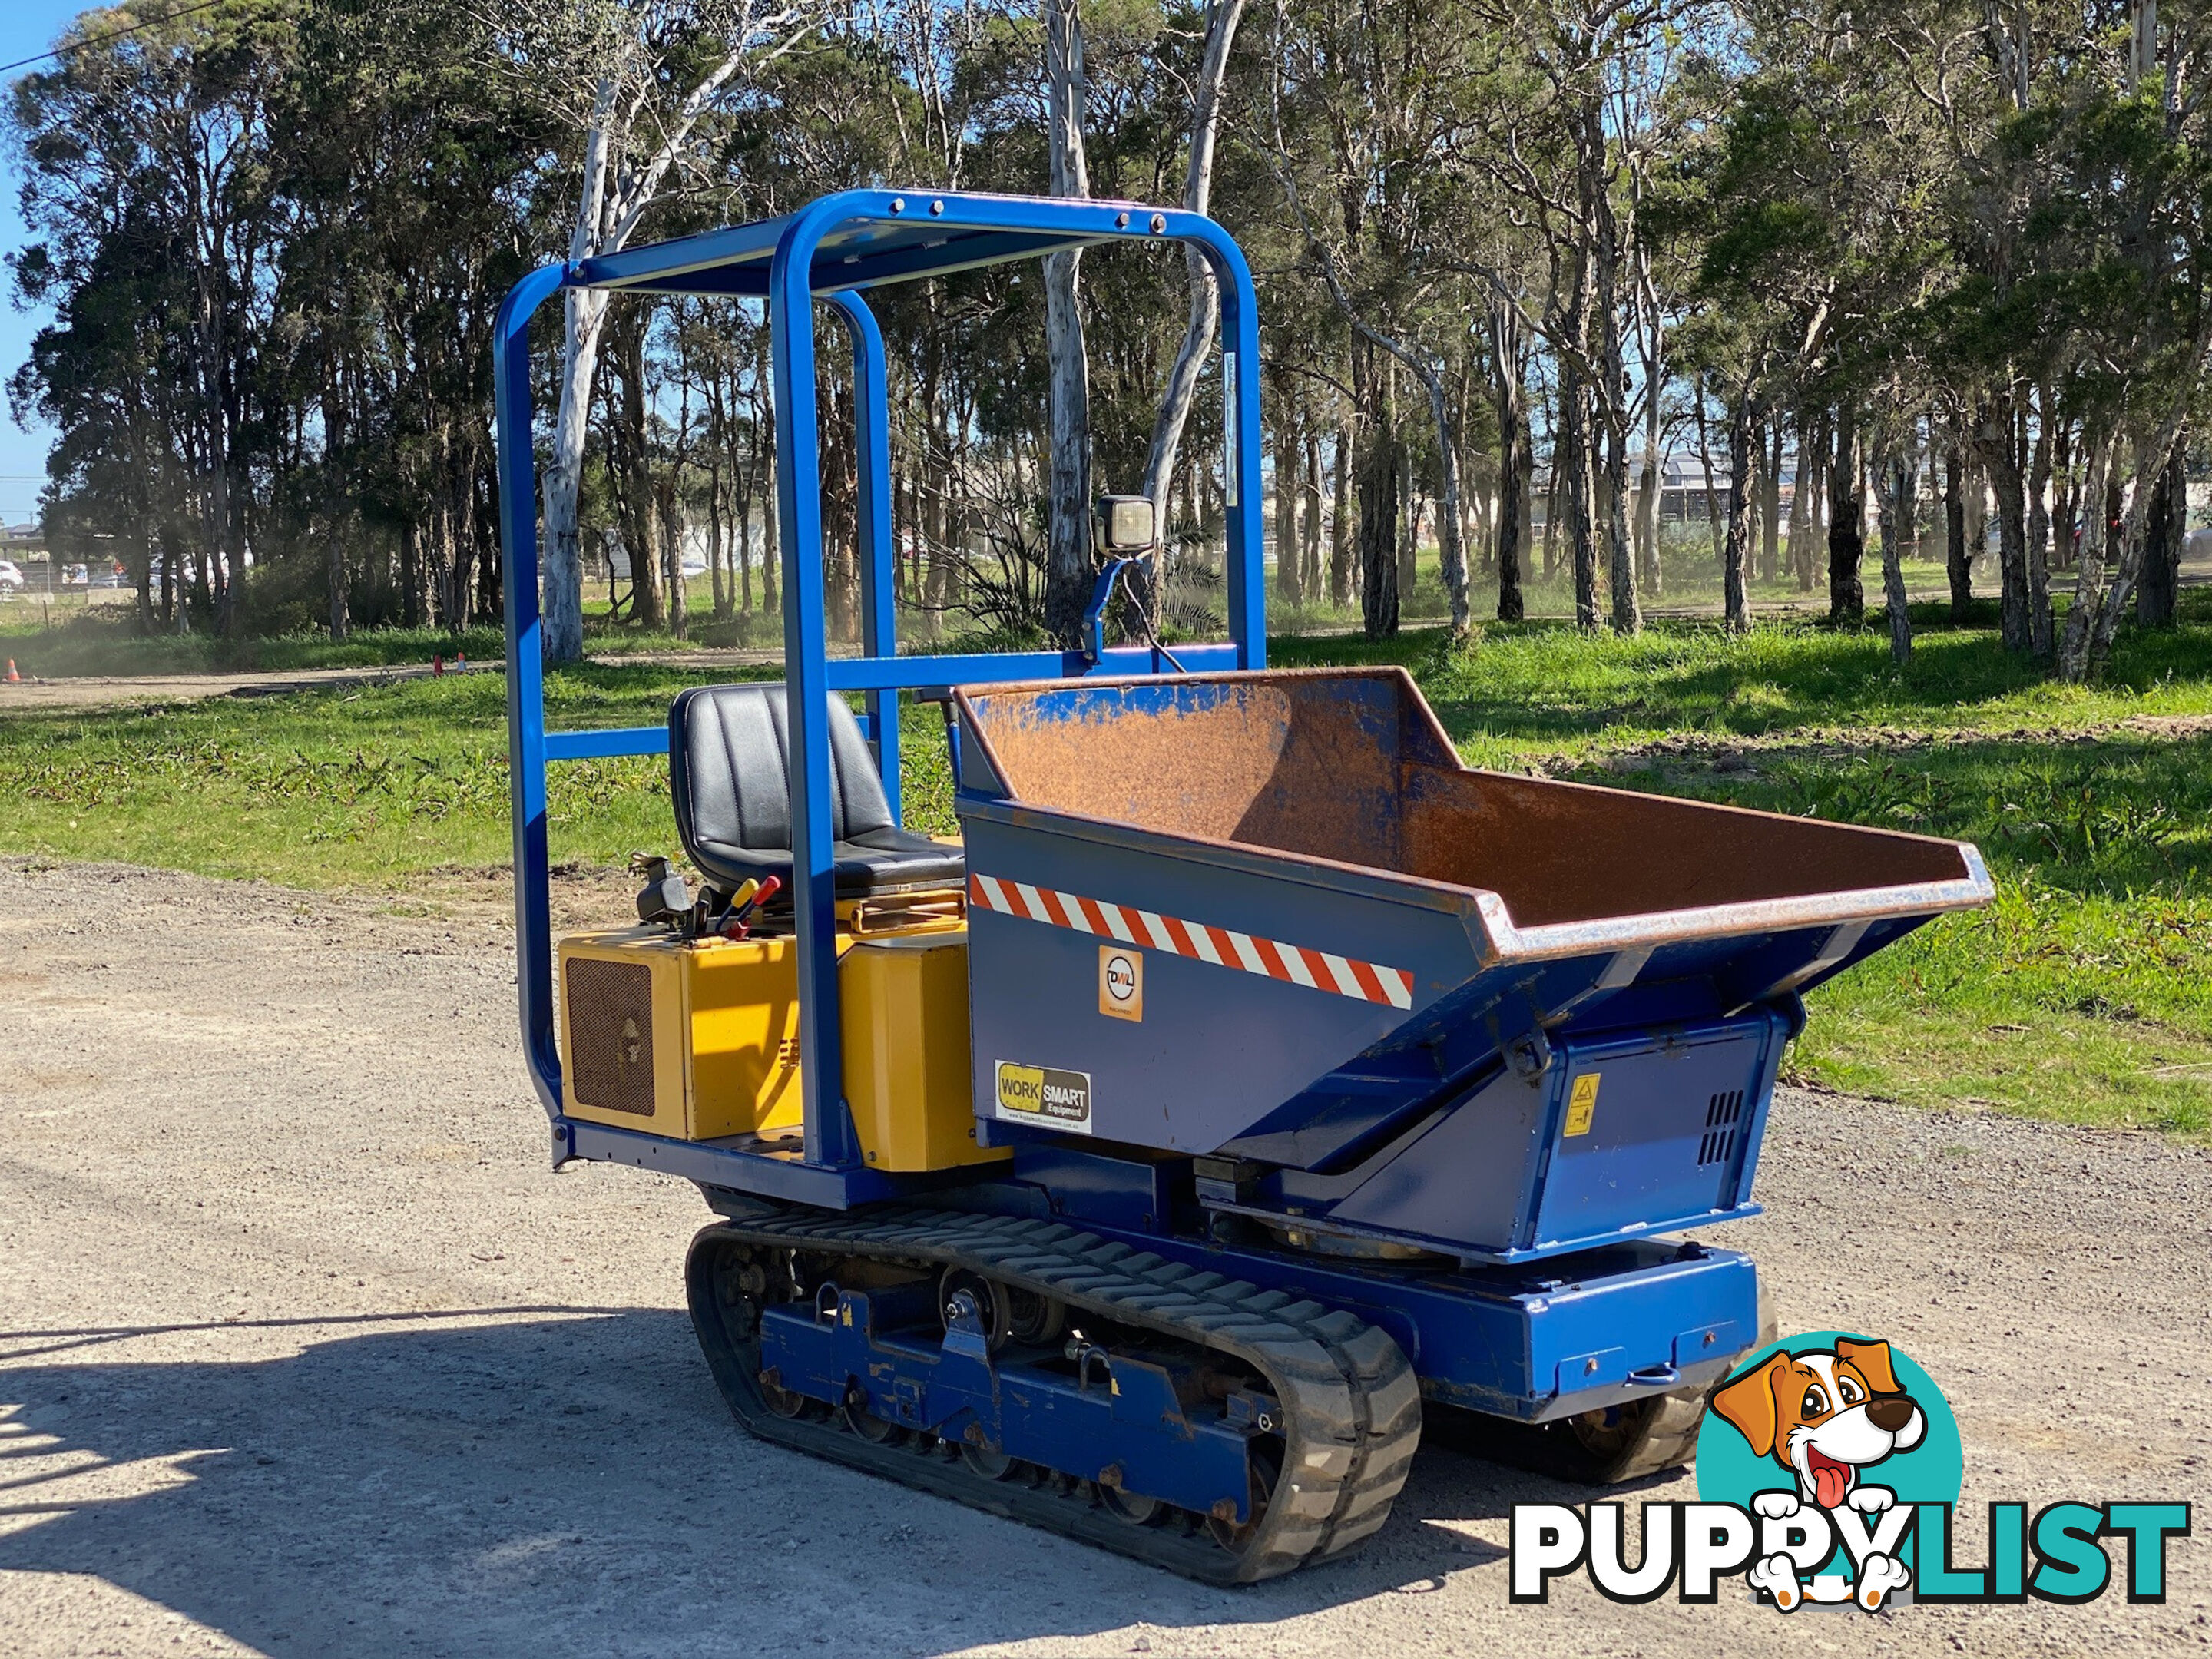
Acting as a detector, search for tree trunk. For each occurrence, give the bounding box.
[614,313,662,631]
[2055,432,2117,680]
[1693,376,1724,562]
[1604,402,1638,634]
[1356,343,1399,637]
[2051,419,2079,572]
[1488,300,1529,623]
[135,528,154,635]
[2082,393,2198,674]
[1041,0,1092,648]
[1541,430,1560,578]
[1944,442,1972,621]
[708,453,730,620]
[761,434,780,615]
[1301,426,1324,600]
[1406,361,1471,634]
[1329,423,1353,604]
[1975,397,2032,653]
[822,382,860,643]
[1273,390,1301,605]
[1878,449,1914,664]
[2025,395,2055,656]
[1826,402,1864,624]
[400,520,422,630]
[542,283,611,665]
[1398,469,1420,604]
[1581,95,1635,635]
[324,386,350,641]
[1722,389,1756,633]
[2137,439,2186,628]
[658,469,687,639]
[1634,258,1665,600]
[1561,369,1599,630]
[1759,415,1784,582]
[1139,0,1247,528]
[1635,446,1661,598]
[1787,409,1823,592]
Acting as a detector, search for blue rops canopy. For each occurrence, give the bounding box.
[574,190,1179,296]
[493,188,1267,1187]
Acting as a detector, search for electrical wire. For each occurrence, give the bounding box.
[0,1,231,79]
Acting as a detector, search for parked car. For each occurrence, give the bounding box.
[0,560,23,591]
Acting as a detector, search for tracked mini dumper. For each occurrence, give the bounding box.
[493,191,1995,1581]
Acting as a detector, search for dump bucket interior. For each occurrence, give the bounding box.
[956,668,1975,926]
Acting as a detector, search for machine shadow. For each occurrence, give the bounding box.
[0,1310,1604,1656]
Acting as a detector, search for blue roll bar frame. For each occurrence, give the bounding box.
[495,190,1267,1203]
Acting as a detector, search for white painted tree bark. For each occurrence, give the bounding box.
[1139,0,1249,522]
[531,3,806,664]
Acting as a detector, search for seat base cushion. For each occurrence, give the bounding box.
[690,823,966,902]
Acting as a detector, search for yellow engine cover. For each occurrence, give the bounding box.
[841,933,1005,1172]
[555,921,1004,1173]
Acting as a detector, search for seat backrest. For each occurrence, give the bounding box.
[667,684,892,859]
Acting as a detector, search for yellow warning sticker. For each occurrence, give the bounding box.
[1564,1072,1600,1137]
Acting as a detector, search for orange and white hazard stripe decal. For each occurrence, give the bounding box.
[968,873,1416,1010]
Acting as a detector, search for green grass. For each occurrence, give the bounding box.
[2,594,2208,1137]
[0,607,511,677]
[0,660,950,890]
[0,587,779,676]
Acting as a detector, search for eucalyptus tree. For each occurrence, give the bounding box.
[490,0,816,664]
[1248,0,1498,637]
[1138,0,1250,538]
[11,0,303,633]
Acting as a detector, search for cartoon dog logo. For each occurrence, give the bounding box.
[1714,1336,1927,1512]
[1711,1337,1928,1610]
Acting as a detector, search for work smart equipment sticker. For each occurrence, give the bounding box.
[1512,1331,2189,1612]
[995,1061,1092,1134]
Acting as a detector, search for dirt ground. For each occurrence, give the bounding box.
[0,859,2205,1659]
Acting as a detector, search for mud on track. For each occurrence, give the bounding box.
[0,859,2204,1658]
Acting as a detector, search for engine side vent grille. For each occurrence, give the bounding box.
[1697,1089,1747,1167]
[565,958,657,1115]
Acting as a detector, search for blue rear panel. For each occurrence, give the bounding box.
[1532,1021,1782,1251]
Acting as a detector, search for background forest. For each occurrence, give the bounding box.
[12,0,2212,682]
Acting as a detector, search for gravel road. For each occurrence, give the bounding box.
[1,859,2204,1659]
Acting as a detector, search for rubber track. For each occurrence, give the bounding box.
[685,1205,1424,1583]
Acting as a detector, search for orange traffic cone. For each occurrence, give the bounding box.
[4,660,18,683]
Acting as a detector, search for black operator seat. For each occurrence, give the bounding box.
[667,683,965,905]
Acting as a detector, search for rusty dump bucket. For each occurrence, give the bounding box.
[951,668,1992,1258]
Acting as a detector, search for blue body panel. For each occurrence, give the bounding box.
[1302,1013,1786,1260]
[962,800,1459,1154]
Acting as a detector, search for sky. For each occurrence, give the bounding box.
[0,1,97,528]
